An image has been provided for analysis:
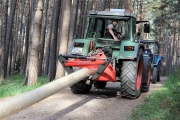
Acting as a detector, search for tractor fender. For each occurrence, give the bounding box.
[153,54,163,66]
[119,41,140,60]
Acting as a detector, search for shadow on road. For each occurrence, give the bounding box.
[43,83,121,120]
[42,96,93,120]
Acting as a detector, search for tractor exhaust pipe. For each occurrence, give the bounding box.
[0,68,96,120]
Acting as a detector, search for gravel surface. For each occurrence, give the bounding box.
[4,77,168,120]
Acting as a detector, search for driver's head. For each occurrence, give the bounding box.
[112,19,118,26]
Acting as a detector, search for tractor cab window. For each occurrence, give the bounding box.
[86,18,105,38]
[104,19,130,40]
[86,18,130,40]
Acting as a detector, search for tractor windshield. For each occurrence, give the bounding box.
[86,18,130,40]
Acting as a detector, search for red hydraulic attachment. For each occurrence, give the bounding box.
[58,53,116,82]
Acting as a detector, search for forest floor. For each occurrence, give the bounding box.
[4,77,168,120]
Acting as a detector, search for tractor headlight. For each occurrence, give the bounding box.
[124,46,135,51]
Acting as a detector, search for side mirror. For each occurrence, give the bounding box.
[144,24,150,33]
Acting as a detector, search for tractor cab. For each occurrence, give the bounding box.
[84,9,136,41]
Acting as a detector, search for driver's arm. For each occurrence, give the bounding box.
[108,26,118,41]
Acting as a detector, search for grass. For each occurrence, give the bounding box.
[128,69,180,120]
[0,74,48,99]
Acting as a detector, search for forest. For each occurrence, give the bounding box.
[0,0,179,86]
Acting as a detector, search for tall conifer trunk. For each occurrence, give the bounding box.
[25,0,43,85]
[56,0,71,79]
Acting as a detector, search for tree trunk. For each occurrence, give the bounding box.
[68,0,78,49]
[74,1,82,38]
[11,2,20,75]
[80,0,86,38]
[124,0,130,9]
[7,34,13,76]
[0,10,2,80]
[48,0,61,81]
[4,0,16,78]
[38,0,49,76]
[101,0,106,10]
[20,1,30,75]
[0,0,8,79]
[44,1,54,75]
[55,0,71,79]
[25,0,43,86]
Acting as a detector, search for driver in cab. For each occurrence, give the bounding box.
[106,19,119,42]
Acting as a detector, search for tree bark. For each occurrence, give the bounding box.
[4,0,15,78]
[68,0,78,49]
[38,0,49,76]
[80,0,86,38]
[20,1,30,75]
[55,0,71,79]
[74,1,82,38]
[48,0,61,81]
[43,1,54,75]
[101,0,106,10]
[11,2,20,75]
[25,0,43,85]
[0,0,8,79]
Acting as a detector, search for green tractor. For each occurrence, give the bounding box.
[59,9,152,99]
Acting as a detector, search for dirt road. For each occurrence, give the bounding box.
[5,77,168,120]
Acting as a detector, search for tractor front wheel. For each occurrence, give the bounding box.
[71,80,92,94]
[70,67,92,94]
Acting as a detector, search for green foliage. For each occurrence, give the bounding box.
[128,69,180,120]
[0,74,48,99]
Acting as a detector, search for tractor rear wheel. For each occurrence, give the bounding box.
[151,67,157,84]
[141,59,151,92]
[157,62,161,82]
[94,81,107,89]
[120,49,143,99]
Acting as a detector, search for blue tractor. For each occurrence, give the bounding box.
[151,52,163,84]
[139,40,163,84]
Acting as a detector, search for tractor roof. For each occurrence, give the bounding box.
[86,9,136,19]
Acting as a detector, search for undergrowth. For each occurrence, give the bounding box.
[128,69,180,120]
[0,74,48,99]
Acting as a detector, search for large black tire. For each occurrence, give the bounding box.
[70,67,92,94]
[157,62,161,82]
[141,59,151,92]
[94,81,107,89]
[120,49,143,99]
[71,80,92,94]
[151,67,157,84]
